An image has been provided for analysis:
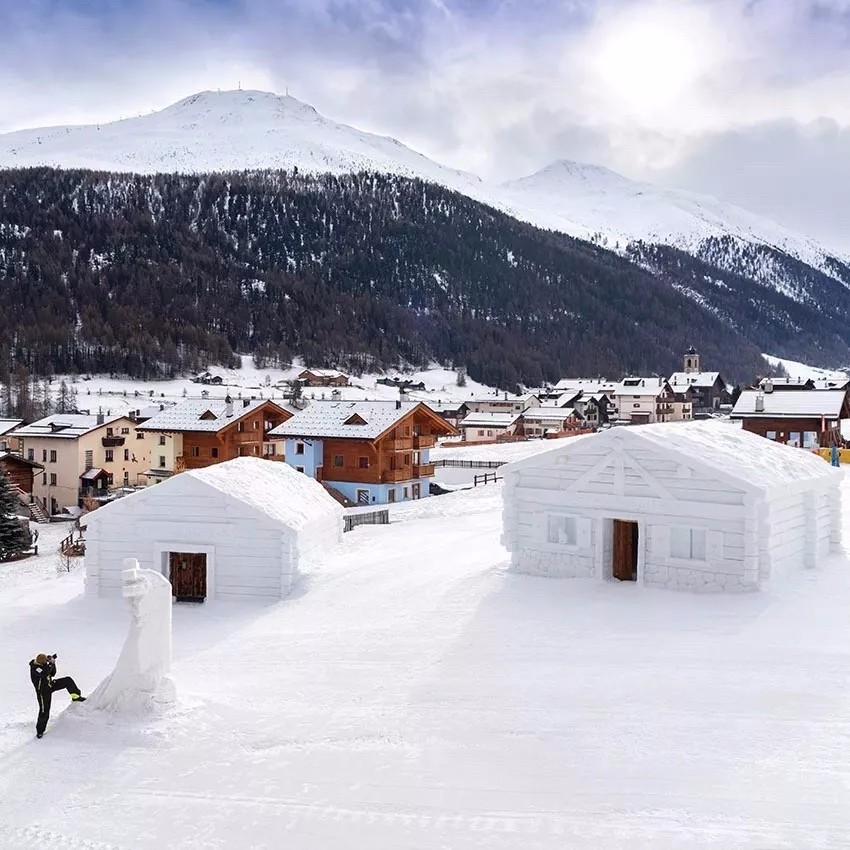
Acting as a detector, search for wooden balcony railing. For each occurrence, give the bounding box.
[413,463,435,478]
[385,438,414,452]
[383,468,410,482]
[412,434,436,449]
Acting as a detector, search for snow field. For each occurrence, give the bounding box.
[0,479,849,847]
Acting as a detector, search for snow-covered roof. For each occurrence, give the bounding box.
[136,398,272,433]
[521,407,581,421]
[758,377,813,388]
[12,413,126,439]
[554,379,615,392]
[504,420,838,495]
[0,451,43,469]
[299,368,348,378]
[669,371,721,388]
[270,400,445,440]
[0,419,23,436]
[187,458,342,530]
[459,411,520,428]
[613,377,669,397]
[732,390,847,418]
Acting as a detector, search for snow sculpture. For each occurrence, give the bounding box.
[89,558,176,712]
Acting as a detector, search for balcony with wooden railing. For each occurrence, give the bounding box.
[413,463,435,478]
[412,434,436,449]
[384,437,414,452]
[383,467,411,482]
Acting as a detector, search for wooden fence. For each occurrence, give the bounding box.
[473,471,502,487]
[432,459,506,469]
[343,507,390,533]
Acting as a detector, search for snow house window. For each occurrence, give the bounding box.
[547,515,577,546]
[670,527,707,561]
[237,421,245,433]
[359,456,369,469]
[123,449,129,461]
[334,455,344,467]
[121,427,130,435]
[211,447,219,458]
[27,449,34,461]
[803,431,818,449]
[49,450,57,463]
[136,431,145,439]
[766,431,777,441]
[191,446,200,458]
[104,449,114,463]
[159,435,166,446]
[295,442,305,456]
[158,456,166,468]
[295,466,305,474]
[49,473,57,486]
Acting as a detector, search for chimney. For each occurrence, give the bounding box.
[395,399,401,410]
[763,378,774,394]
[96,412,104,425]
[755,392,765,413]
[243,398,250,408]
[225,395,233,417]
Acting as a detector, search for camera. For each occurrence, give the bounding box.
[49,654,57,660]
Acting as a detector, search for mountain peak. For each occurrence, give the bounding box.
[160,89,322,124]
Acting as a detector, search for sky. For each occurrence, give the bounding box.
[1,0,849,251]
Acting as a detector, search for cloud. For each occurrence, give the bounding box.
[0,0,847,247]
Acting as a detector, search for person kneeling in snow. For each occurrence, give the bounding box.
[30,653,86,739]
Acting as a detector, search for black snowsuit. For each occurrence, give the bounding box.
[30,658,82,736]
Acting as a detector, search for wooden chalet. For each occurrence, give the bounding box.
[298,369,350,388]
[136,396,293,472]
[269,400,457,504]
[0,419,24,452]
[731,388,850,447]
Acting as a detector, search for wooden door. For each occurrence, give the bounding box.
[169,552,207,602]
[612,520,638,582]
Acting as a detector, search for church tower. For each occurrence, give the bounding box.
[684,346,700,373]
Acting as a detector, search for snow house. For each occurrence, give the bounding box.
[83,457,343,601]
[501,421,841,592]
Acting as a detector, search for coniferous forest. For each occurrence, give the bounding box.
[1,167,836,389]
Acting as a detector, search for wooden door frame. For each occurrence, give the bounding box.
[597,516,646,584]
[152,541,216,599]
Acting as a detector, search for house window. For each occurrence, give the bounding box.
[356,489,369,504]
[27,449,34,461]
[106,427,113,437]
[137,431,145,439]
[191,446,200,457]
[403,454,410,465]
[478,430,484,437]
[253,421,259,430]
[105,449,114,462]
[295,442,305,455]
[42,473,46,485]
[803,432,818,449]
[633,403,641,408]
[295,466,305,474]
[237,422,245,433]
[211,447,219,458]
[123,472,129,485]
[42,449,47,462]
[388,489,396,503]
[159,435,166,446]
[487,430,493,437]
[159,456,166,468]
[766,431,777,441]
[334,455,344,467]
[547,515,577,546]
[403,487,409,499]
[49,473,57,486]
[124,449,129,461]
[121,427,130,435]
[359,456,369,469]
[670,527,707,561]
[84,450,93,470]
[49,450,57,463]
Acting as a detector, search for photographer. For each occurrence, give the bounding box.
[29,652,86,739]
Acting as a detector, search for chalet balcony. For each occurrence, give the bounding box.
[385,438,414,451]
[412,434,436,449]
[413,463,435,478]
[383,468,411,483]
[101,436,126,447]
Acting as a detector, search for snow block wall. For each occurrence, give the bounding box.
[501,423,842,593]
[88,559,176,713]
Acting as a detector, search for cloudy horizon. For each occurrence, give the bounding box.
[2,0,848,251]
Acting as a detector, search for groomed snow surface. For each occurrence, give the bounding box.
[1,475,850,848]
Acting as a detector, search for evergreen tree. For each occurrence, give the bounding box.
[456,368,467,388]
[0,470,30,561]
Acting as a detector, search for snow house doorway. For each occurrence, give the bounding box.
[612,520,638,582]
[169,552,207,602]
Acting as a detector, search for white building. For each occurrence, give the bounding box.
[465,394,540,415]
[459,411,520,442]
[501,421,841,592]
[84,457,343,601]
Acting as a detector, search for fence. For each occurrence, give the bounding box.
[432,459,506,470]
[473,471,501,487]
[343,507,390,533]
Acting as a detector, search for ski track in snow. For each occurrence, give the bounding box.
[1,479,850,848]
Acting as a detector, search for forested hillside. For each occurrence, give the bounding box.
[0,168,778,387]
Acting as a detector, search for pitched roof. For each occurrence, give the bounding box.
[554,379,615,393]
[521,407,582,421]
[504,420,838,495]
[459,411,520,428]
[0,419,23,436]
[731,390,847,418]
[12,413,126,439]
[270,400,449,440]
[613,377,670,397]
[135,398,275,433]
[669,371,722,389]
[299,368,348,378]
[0,451,43,469]
[86,457,343,532]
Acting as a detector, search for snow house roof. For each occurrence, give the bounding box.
[86,457,342,533]
[731,390,847,418]
[669,371,722,388]
[299,368,348,378]
[459,411,520,428]
[613,377,669,397]
[12,413,126,439]
[520,407,581,421]
[270,400,449,440]
[503,420,839,496]
[0,418,23,436]
[135,398,273,433]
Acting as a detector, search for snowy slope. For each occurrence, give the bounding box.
[1,475,850,847]
[1,89,845,278]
